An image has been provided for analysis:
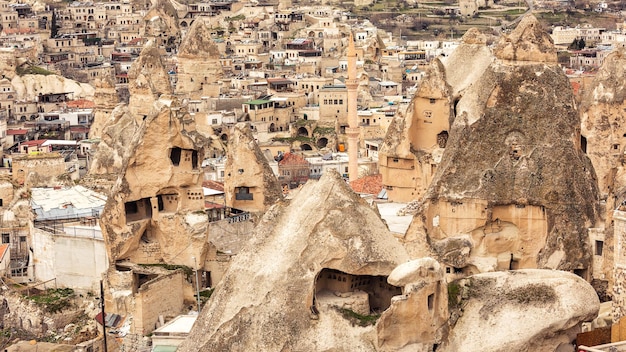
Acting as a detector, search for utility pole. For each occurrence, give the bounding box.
[100,280,108,352]
[192,257,201,313]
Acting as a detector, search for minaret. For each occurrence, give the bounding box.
[346,32,359,182]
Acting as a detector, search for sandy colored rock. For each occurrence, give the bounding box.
[127,41,172,118]
[179,170,411,352]
[494,15,557,63]
[417,16,600,273]
[378,258,448,351]
[442,28,494,97]
[224,123,283,213]
[441,269,599,352]
[90,77,119,139]
[11,74,94,101]
[175,18,224,95]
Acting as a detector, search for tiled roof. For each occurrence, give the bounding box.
[202,180,224,192]
[0,244,8,262]
[7,129,28,135]
[350,174,383,195]
[278,152,309,166]
[66,99,95,108]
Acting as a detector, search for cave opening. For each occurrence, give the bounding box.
[314,268,401,315]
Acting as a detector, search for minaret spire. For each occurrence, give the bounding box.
[346,31,359,182]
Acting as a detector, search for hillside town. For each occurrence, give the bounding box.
[0,0,625,350]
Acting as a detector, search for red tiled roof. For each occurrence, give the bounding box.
[127,37,144,45]
[7,129,28,135]
[66,99,95,109]
[70,126,90,133]
[350,174,383,195]
[205,201,225,209]
[0,243,8,262]
[202,180,224,192]
[2,28,37,35]
[20,139,47,147]
[278,152,309,166]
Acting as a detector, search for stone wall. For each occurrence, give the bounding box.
[613,210,626,322]
[134,270,185,335]
[12,153,66,187]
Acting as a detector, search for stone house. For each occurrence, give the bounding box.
[277,152,310,190]
[318,84,347,125]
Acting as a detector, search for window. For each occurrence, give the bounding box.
[430,98,436,104]
[1,234,8,244]
[235,187,253,200]
[212,119,218,124]
[596,240,604,256]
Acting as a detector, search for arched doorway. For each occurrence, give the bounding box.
[317,137,328,148]
[297,127,308,137]
[301,143,313,151]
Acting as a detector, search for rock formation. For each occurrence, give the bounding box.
[179,170,411,352]
[11,74,94,101]
[175,18,224,97]
[89,77,119,139]
[442,270,599,352]
[96,95,212,334]
[579,48,626,289]
[223,123,283,213]
[127,41,172,119]
[141,0,181,51]
[379,60,452,202]
[441,28,494,98]
[377,258,448,351]
[413,15,600,274]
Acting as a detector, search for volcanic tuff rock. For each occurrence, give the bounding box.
[175,18,224,95]
[127,41,172,118]
[417,14,600,272]
[441,270,599,352]
[179,170,411,352]
[441,28,494,98]
[90,77,119,139]
[581,48,626,201]
[97,95,210,265]
[12,74,94,101]
[493,15,557,63]
[223,123,283,213]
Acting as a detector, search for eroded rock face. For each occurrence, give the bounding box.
[493,15,557,63]
[442,28,494,98]
[416,14,600,273]
[379,61,452,203]
[127,41,172,118]
[90,77,119,139]
[223,123,283,213]
[175,19,223,96]
[179,170,411,352]
[99,96,209,266]
[377,258,448,351]
[580,48,626,201]
[442,270,599,352]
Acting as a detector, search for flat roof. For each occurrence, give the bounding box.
[244,99,272,105]
[153,315,197,335]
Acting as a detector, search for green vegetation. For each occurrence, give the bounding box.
[337,308,381,327]
[226,14,245,21]
[16,65,55,76]
[313,126,336,135]
[199,288,215,305]
[448,281,462,309]
[25,288,75,314]
[138,263,194,279]
[273,136,312,143]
